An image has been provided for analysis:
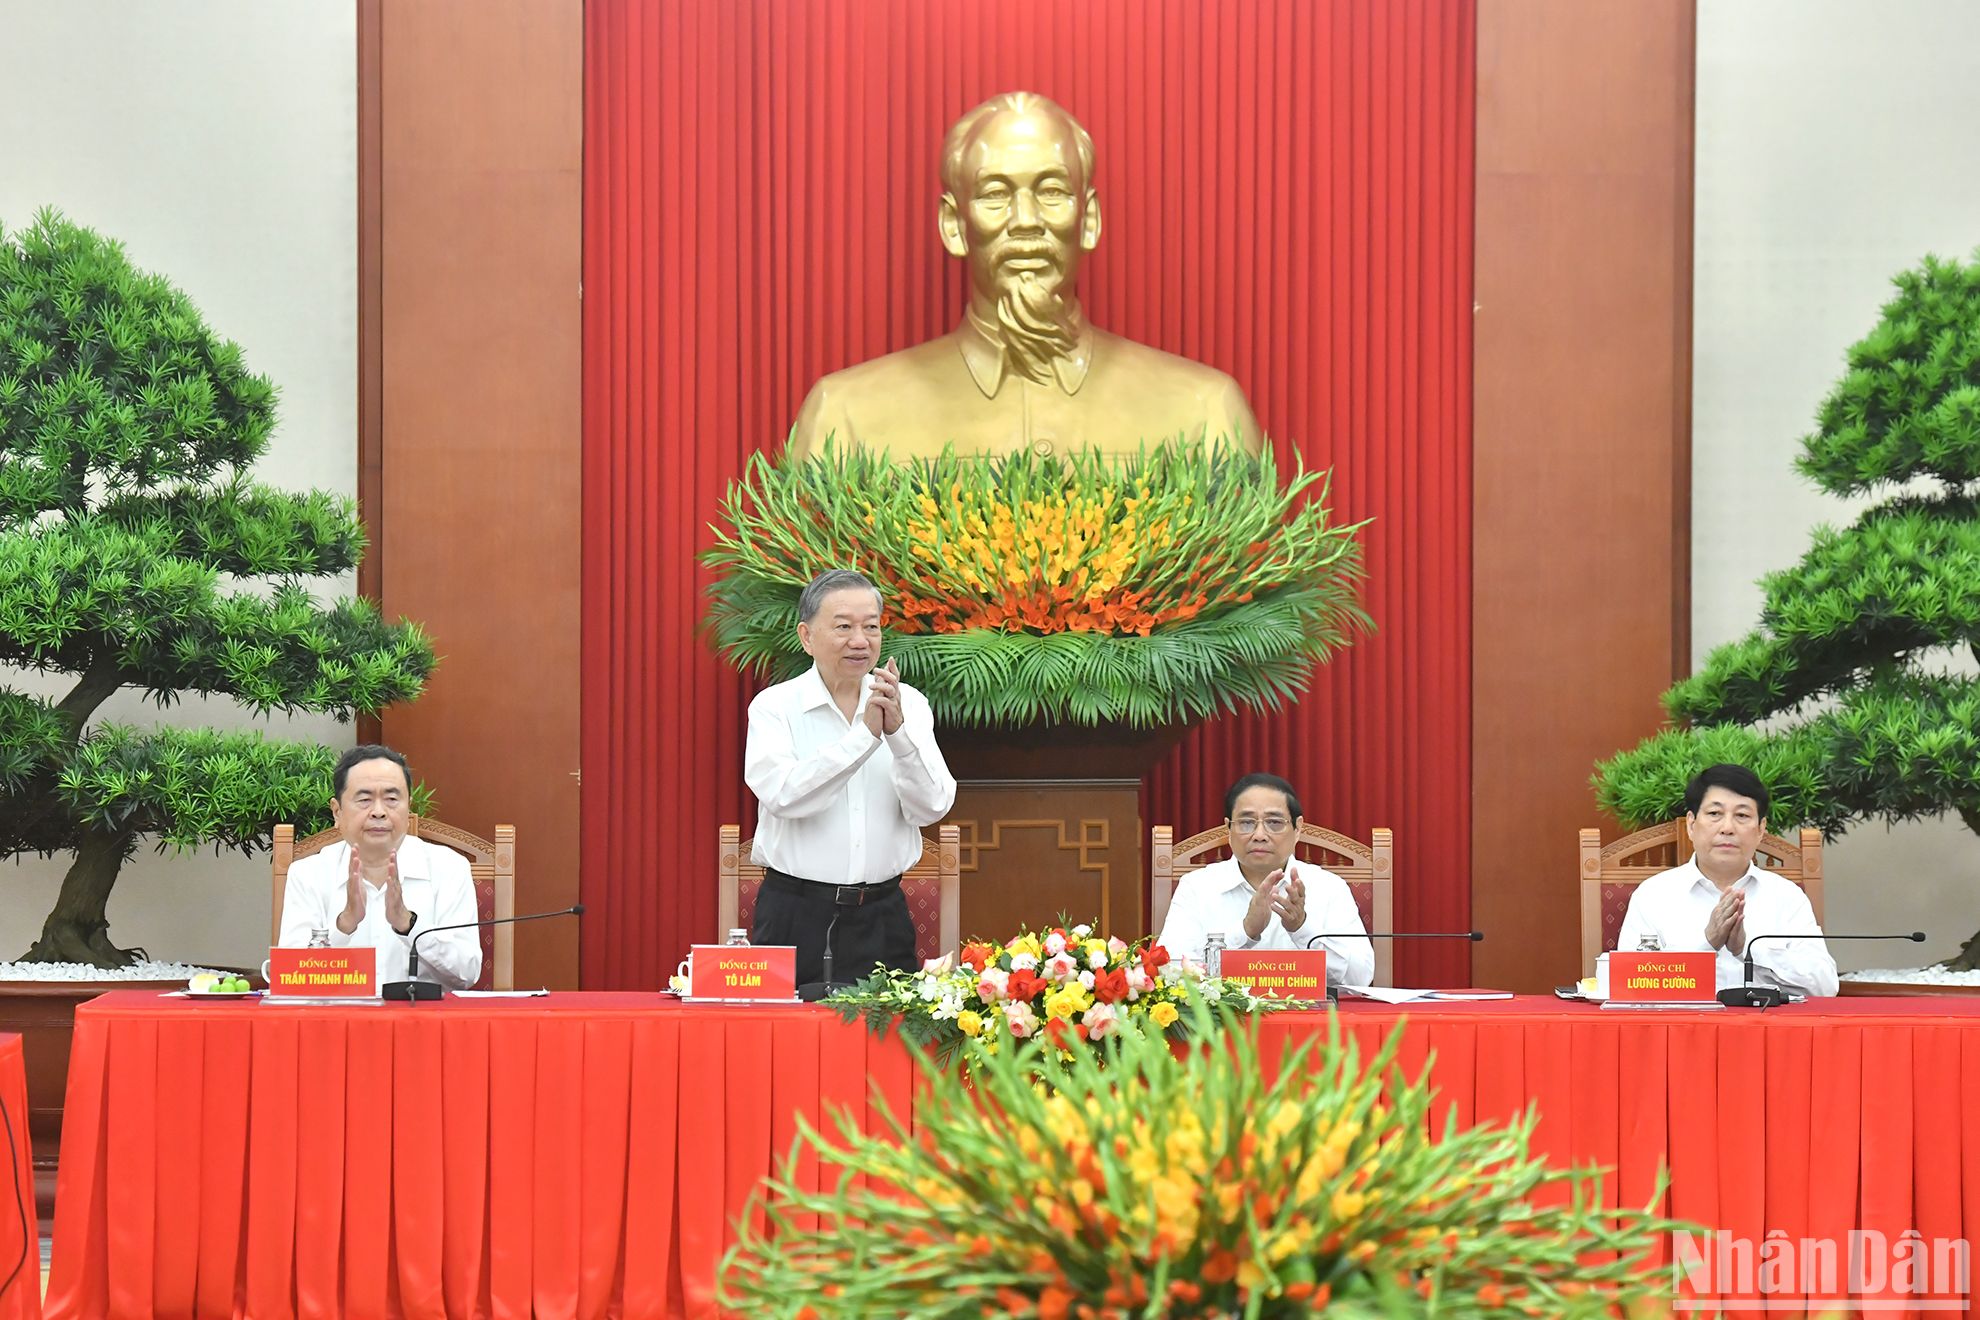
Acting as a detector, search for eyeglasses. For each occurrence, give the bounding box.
[1230,816,1292,837]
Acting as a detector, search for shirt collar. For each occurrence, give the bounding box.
[335,835,431,883]
[955,305,1094,399]
[798,664,871,721]
[1212,856,1287,895]
[1683,857,1759,896]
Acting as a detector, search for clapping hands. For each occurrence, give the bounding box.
[1241,866,1308,941]
[861,658,904,737]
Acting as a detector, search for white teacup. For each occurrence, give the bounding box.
[669,956,692,995]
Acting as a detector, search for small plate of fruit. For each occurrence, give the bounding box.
[184,972,262,999]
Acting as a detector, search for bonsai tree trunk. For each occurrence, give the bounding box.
[1939,804,1980,973]
[21,830,142,967]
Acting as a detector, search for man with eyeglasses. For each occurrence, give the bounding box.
[1156,772,1374,987]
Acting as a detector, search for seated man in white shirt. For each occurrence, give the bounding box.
[1616,762,1837,998]
[1156,773,1374,988]
[744,569,957,989]
[278,744,481,989]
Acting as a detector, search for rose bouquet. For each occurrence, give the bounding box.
[826,922,1312,1065]
[719,999,1687,1318]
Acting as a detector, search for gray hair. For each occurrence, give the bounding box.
[798,569,883,623]
[940,91,1096,199]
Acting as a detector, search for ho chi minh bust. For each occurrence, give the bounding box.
[786,91,1262,463]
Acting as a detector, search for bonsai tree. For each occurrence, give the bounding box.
[0,210,435,966]
[1596,250,1980,969]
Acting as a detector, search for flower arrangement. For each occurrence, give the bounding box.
[702,442,1371,727]
[827,923,1312,1067]
[718,1000,1685,1318]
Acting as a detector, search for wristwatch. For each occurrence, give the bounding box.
[396,910,418,937]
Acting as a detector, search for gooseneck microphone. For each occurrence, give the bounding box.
[799,910,851,1004]
[1305,929,1485,950]
[1715,930,1925,1008]
[382,903,586,1001]
[1302,930,1484,999]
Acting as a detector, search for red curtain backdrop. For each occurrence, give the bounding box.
[582,0,1474,988]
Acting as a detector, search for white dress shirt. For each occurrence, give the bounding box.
[744,665,957,885]
[1156,857,1375,987]
[1616,858,1838,997]
[279,836,482,989]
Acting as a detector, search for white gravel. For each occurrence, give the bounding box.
[0,959,226,981]
[1841,966,1980,986]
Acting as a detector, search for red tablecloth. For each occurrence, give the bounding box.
[0,1034,41,1320]
[45,993,1980,1319]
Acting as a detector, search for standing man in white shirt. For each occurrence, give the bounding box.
[1156,773,1374,988]
[744,569,957,988]
[1616,763,1837,997]
[278,744,481,989]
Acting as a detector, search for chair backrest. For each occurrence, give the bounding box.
[717,823,962,964]
[1577,819,1824,972]
[271,815,516,990]
[1149,823,1396,986]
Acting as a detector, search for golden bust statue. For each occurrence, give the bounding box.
[787,91,1262,462]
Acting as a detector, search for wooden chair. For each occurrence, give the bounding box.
[718,824,962,964]
[271,816,516,990]
[1578,820,1824,973]
[1150,823,1396,986]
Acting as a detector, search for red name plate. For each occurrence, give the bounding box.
[1219,949,1328,998]
[1608,951,1716,1003]
[266,947,377,997]
[688,945,797,1002]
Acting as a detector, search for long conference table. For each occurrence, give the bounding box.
[0,1034,40,1320]
[42,992,1980,1319]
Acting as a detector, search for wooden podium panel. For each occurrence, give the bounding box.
[949,779,1145,943]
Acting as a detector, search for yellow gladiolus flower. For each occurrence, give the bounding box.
[1331,1188,1366,1222]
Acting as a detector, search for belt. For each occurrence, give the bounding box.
[763,868,902,907]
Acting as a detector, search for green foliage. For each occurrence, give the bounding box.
[0,210,435,961]
[718,1001,1684,1319]
[1799,253,1980,494]
[704,442,1372,728]
[1665,496,1980,725]
[1597,250,1980,870]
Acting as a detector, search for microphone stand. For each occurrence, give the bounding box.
[1304,930,1485,1000]
[1716,930,1924,1008]
[798,909,850,1003]
[382,903,586,1001]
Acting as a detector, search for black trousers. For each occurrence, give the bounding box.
[749,870,916,986]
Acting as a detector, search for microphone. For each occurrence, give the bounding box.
[1305,930,1484,949]
[798,909,848,1004]
[382,903,585,1001]
[1303,931,1483,999]
[1715,930,1924,1008]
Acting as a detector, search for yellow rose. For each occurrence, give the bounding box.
[956,1010,983,1037]
[1009,934,1042,959]
[1150,1001,1180,1029]
[1044,985,1090,1021]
